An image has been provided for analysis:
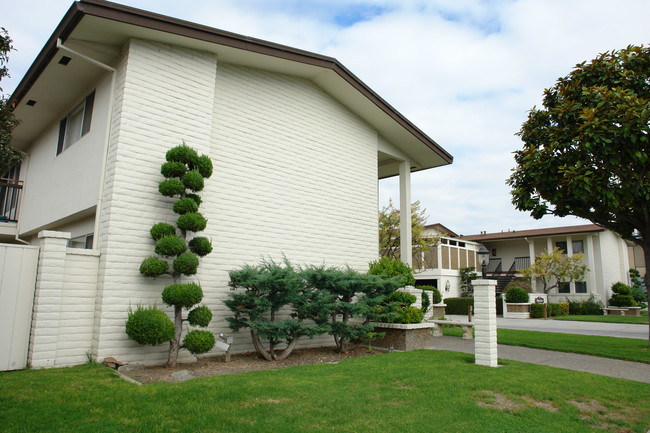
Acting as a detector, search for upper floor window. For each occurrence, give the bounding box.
[555,240,584,254]
[57,91,95,155]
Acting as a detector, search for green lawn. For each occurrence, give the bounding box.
[1,351,649,433]
[443,327,650,363]
[553,315,648,324]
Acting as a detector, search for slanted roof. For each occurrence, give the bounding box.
[424,223,459,238]
[460,224,605,242]
[10,0,452,177]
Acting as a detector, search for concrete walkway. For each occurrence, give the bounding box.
[445,314,648,339]
[428,336,650,383]
[437,315,650,383]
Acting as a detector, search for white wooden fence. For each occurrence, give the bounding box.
[0,243,39,371]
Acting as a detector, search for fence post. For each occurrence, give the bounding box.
[472,279,498,367]
[29,231,71,368]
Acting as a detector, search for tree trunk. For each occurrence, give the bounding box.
[167,305,183,368]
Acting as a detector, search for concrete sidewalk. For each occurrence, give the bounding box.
[428,336,650,383]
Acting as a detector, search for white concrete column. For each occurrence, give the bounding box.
[546,237,553,253]
[527,238,537,292]
[472,279,498,367]
[586,235,597,295]
[436,243,443,269]
[399,160,412,266]
[29,231,71,368]
[566,236,574,292]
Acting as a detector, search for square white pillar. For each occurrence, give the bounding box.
[399,160,412,267]
[472,279,498,367]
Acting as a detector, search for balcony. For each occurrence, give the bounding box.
[0,178,22,241]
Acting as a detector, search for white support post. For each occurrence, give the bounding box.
[472,279,498,367]
[527,238,537,292]
[399,160,412,267]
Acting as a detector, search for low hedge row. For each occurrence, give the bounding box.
[530,302,569,318]
[445,296,504,315]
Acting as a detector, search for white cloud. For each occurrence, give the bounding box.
[4,0,649,235]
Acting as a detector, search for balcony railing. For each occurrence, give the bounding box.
[0,178,23,223]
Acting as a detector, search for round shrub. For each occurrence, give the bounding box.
[177,212,207,232]
[150,222,176,240]
[609,282,637,307]
[162,282,203,308]
[395,306,424,324]
[139,256,169,277]
[166,145,198,165]
[386,291,417,308]
[173,252,200,275]
[125,306,174,345]
[182,170,204,192]
[158,178,185,197]
[505,286,529,303]
[186,193,202,207]
[368,257,415,286]
[196,155,213,178]
[188,236,212,256]
[154,236,187,257]
[419,285,442,304]
[187,305,212,327]
[160,161,187,178]
[183,330,215,354]
[173,197,199,215]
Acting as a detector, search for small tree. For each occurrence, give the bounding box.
[368,257,415,286]
[379,199,438,264]
[459,266,477,297]
[225,259,326,361]
[520,248,587,294]
[609,282,637,307]
[629,268,647,308]
[301,266,401,353]
[126,144,215,368]
[0,28,22,176]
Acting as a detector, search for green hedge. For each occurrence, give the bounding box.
[530,302,571,318]
[444,297,474,315]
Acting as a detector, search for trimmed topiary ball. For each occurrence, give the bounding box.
[395,306,424,324]
[158,179,185,197]
[139,256,169,277]
[154,235,187,257]
[186,193,202,207]
[182,170,204,192]
[125,305,174,345]
[162,282,203,308]
[196,155,213,178]
[160,161,187,178]
[150,222,176,240]
[166,144,199,166]
[173,197,199,215]
[505,286,529,303]
[173,252,200,275]
[419,285,442,304]
[187,305,212,327]
[189,236,212,256]
[177,212,207,232]
[183,330,215,354]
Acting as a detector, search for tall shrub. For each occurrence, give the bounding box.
[125,144,215,368]
[368,257,415,286]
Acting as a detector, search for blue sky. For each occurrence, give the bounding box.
[3,0,650,235]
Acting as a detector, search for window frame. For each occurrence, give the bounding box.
[57,91,95,155]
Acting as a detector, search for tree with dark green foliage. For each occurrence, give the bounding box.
[225,259,327,361]
[507,45,650,344]
[301,265,402,352]
[629,268,647,308]
[608,282,637,307]
[126,144,215,368]
[0,28,22,176]
[368,257,415,286]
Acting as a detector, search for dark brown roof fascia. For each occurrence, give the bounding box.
[11,0,452,165]
[460,224,605,242]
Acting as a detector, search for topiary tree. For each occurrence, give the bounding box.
[608,282,637,307]
[126,144,215,368]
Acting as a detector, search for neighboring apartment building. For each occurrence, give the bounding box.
[460,224,632,303]
[2,0,452,368]
[413,223,481,298]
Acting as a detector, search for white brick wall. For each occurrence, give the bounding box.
[85,39,381,365]
[29,232,100,368]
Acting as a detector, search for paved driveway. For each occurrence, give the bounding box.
[446,314,648,339]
